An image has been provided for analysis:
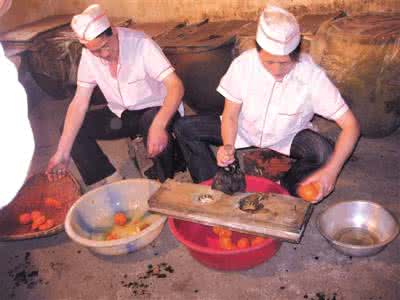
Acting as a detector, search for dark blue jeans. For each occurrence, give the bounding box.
[173,115,334,196]
[70,106,180,185]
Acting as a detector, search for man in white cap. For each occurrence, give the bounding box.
[46,4,184,188]
[0,0,35,207]
[174,5,360,202]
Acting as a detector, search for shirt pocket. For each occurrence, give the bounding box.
[126,78,153,100]
[274,103,305,135]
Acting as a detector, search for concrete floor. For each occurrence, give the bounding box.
[0,74,399,300]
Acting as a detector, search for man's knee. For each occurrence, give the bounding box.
[312,132,334,165]
[294,129,334,165]
[173,117,192,139]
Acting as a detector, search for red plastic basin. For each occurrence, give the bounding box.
[168,175,288,271]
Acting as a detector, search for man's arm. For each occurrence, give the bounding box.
[216,99,242,166]
[46,85,94,179]
[302,109,360,201]
[147,72,184,157]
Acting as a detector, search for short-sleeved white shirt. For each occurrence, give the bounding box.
[217,49,348,155]
[77,27,178,117]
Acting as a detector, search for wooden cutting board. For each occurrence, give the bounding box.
[148,180,313,243]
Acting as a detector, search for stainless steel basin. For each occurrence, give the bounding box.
[317,200,399,257]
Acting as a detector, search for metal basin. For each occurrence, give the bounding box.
[317,200,399,257]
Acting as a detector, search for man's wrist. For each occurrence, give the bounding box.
[56,146,70,159]
[151,122,167,131]
[323,163,341,177]
[152,115,169,130]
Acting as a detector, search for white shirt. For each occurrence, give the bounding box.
[217,49,348,155]
[0,44,34,207]
[77,27,177,117]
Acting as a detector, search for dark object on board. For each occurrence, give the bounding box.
[211,160,246,195]
[240,148,292,182]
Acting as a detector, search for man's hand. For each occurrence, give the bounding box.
[299,110,360,203]
[46,152,71,181]
[45,85,93,182]
[299,167,338,203]
[216,144,235,167]
[147,123,169,158]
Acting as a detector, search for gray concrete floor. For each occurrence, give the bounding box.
[0,75,399,300]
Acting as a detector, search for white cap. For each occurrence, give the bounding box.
[0,0,12,17]
[256,5,300,55]
[71,4,111,43]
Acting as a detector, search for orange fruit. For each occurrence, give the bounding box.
[219,237,234,250]
[237,238,250,249]
[251,236,266,247]
[31,215,46,230]
[212,226,232,238]
[31,210,42,222]
[105,233,118,241]
[18,213,32,225]
[212,226,223,236]
[44,197,62,209]
[297,182,320,202]
[39,219,55,231]
[114,212,127,226]
[218,228,232,238]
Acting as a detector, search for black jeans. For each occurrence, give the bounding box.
[173,115,334,196]
[70,106,179,185]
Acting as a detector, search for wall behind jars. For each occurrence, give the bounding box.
[1,0,400,32]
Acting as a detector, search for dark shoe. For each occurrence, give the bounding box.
[144,166,159,180]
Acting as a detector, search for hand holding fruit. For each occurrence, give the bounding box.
[298,167,338,203]
[297,182,321,203]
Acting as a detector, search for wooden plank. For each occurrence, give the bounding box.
[148,180,313,243]
[0,15,72,42]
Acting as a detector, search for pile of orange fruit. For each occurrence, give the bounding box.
[212,226,266,250]
[17,197,61,231]
[18,210,55,231]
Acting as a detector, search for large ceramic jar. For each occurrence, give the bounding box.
[311,14,400,138]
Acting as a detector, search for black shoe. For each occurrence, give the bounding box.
[144,166,159,180]
[174,159,187,173]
